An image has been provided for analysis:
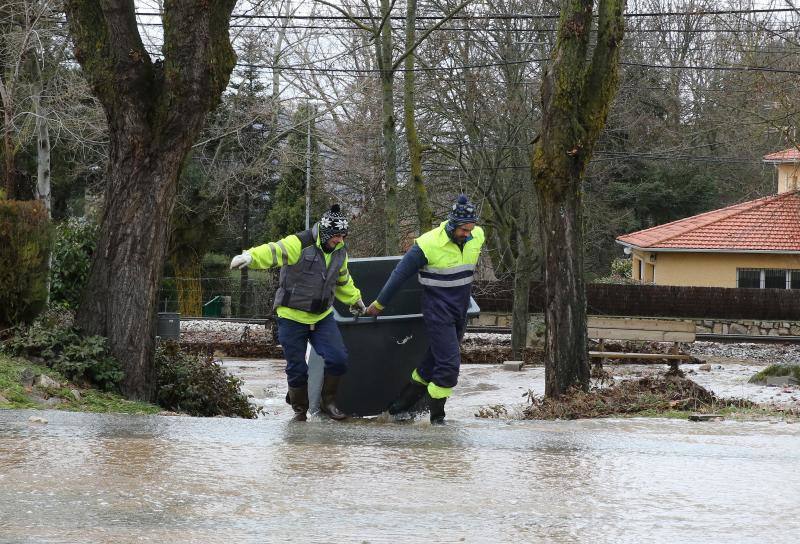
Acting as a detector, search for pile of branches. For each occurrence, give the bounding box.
[520,375,753,420]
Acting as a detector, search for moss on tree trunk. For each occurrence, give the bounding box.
[532,0,625,398]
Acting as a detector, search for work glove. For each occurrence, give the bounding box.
[365,302,383,317]
[349,299,367,317]
[229,251,253,270]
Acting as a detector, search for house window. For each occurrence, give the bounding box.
[737,268,800,289]
[765,269,786,289]
[633,257,642,281]
[737,269,761,288]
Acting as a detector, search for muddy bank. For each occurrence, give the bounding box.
[177,323,543,363]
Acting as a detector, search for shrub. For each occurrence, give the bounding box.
[50,217,98,309]
[155,342,259,418]
[202,252,230,277]
[749,364,800,383]
[594,258,636,284]
[1,312,123,391]
[610,257,632,278]
[0,200,51,325]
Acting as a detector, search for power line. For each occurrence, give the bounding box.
[134,7,800,21]
[222,57,800,76]
[133,19,800,34]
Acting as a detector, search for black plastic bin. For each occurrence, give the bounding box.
[308,256,480,416]
[157,312,181,340]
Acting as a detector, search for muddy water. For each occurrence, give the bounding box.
[2,403,800,543]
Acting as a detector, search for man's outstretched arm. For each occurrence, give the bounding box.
[365,245,427,316]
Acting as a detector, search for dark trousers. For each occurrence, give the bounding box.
[276,313,348,387]
[417,317,466,388]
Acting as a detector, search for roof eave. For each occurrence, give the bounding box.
[615,240,800,254]
[763,158,800,164]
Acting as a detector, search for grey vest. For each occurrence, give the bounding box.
[273,225,347,314]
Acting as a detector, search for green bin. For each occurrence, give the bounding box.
[202,296,223,317]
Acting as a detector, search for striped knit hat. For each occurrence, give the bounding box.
[448,194,479,225]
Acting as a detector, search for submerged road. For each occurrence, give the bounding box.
[1,406,799,542]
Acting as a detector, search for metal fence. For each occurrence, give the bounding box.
[158,270,279,318]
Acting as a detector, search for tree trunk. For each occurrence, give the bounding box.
[511,196,537,359]
[172,254,202,317]
[239,190,250,317]
[404,0,433,234]
[531,0,625,397]
[1,106,14,199]
[536,176,589,395]
[380,0,399,255]
[77,140,186,399]
[32,59,51,216]
[66,0,237,400]
[511,263,531,360]
[31,52,52,302]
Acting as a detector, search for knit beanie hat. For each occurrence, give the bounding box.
[318,204,349,245]
[447,194,478,225]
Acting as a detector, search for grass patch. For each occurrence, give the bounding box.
[0,354,158,414]
[748,364,800,384]
[56,389,159,414]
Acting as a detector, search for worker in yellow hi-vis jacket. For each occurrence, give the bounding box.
[230,205,366,422]
[365,195,484,424]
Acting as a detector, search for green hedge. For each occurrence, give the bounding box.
[0,200,51,326]
[51,217,98,309]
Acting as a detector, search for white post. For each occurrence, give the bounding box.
[305,104,312,230]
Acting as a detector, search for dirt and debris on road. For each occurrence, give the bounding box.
[185,320,800,417]
[518,375,756,420]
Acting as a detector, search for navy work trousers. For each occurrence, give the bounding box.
[416,316,466,388]
[276,313,348,387]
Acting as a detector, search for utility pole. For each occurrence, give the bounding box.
[305,104,312,229]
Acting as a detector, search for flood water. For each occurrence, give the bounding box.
[2,362,800,543]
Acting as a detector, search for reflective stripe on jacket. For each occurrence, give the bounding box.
[415,221,485,320]
[247,224,361,324]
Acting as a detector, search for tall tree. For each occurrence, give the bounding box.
[265,103,323,240]
[532,0,625,397]
[403,0,433,233]
[0,0,54,199]
[65,1,236,400]
[315,0,471,254]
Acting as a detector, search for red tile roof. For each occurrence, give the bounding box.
[616,191,800,252]
[763,148,800,162]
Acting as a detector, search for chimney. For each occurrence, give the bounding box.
[763,148,800,194]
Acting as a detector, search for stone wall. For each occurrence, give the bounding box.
[694,319,800,337]
[469,312,546,347]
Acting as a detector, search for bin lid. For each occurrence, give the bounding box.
[332,256,480,323]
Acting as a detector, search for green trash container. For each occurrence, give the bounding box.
[202,296,223,317]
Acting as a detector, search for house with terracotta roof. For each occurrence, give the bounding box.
[616,147,800,288]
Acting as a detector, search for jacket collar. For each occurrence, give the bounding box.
[436,220,473,246]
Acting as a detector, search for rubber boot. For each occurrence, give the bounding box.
[285,385,308,422]
[428,395,447,425]
[387,380,427,415]
[320,374,347,420]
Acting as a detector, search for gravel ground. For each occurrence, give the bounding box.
[180,319,271,344]
[689,340,800,365]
